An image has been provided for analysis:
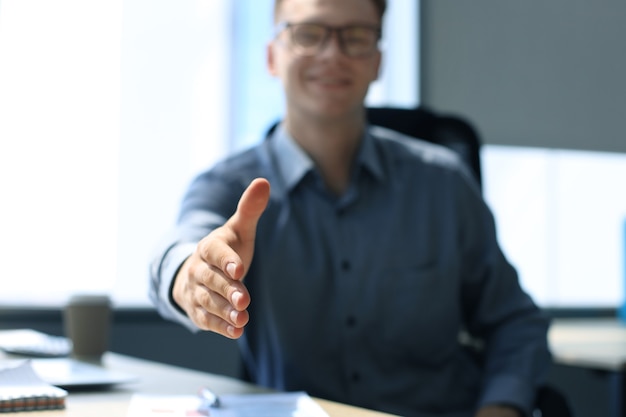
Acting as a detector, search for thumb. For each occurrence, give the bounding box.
[228,177,271,247]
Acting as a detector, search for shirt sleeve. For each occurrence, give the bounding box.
[456,173,552,415]
[149,240,200,332]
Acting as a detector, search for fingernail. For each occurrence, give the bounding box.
[226,325,236,337]
[230,310,239,323]
[232,291,243,305]
[226,263,237,278]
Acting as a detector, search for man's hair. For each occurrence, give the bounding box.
[273,0,387,21]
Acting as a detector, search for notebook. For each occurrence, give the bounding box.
[0,360,67,412]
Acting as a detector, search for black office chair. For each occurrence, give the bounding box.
[366,106,482,188]
[534,385,574,417]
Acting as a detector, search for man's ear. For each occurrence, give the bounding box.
[372,50,382,82]
[267,42,278,77]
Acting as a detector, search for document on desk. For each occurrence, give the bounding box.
[127,391,329,417]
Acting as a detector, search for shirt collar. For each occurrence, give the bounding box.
[270,123,314,191]
[360,124,385,181]
[269,122,386,192]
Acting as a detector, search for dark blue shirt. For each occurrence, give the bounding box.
[150,124,551,417]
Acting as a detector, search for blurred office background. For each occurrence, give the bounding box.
[0,0,418,308]
[1,1,625,416]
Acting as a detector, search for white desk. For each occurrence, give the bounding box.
[549,318,626,417]
[549,318,626,370]
[5,353,398,417]
[7,319,617,417]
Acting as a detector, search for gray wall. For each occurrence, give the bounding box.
[420,0,626,153]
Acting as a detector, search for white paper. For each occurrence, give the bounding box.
[127,392,329,417]
[211,392,329,417]
[126,394,204,417]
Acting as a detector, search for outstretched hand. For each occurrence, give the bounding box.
[172,178,271,339]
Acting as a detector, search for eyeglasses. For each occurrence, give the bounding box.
[275,22,381,58]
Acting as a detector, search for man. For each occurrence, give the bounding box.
[150,0,551,416]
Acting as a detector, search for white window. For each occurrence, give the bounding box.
[0,0,419,308]
[483,145,626,308]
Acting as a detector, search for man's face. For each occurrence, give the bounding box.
[268,0,382,121]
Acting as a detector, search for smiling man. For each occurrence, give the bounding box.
[149,1,551,416]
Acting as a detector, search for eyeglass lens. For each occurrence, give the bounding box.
[288,23,379,57]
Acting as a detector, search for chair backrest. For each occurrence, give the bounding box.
[366,106,483,188]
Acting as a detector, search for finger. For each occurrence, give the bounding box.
[188,251,251,311]
[213,178,270,281]
[184,264,249,339]
[191,302,248,339]
[228,178,270,247]
[194,283,250,328]
[205,264,251,312]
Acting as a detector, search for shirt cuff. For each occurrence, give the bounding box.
[158,242,201,333]
[478,374,534,416]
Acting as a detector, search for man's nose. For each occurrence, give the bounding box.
[318,30,344,57]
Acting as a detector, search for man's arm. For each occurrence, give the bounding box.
[456,175,551,416]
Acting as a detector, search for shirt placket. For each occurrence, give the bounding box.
[333,189,366,401]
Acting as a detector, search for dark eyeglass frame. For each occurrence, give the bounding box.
[274,21,382,58]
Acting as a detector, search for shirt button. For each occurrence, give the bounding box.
[341,260,351,271]
[346,316,357,327]
[351,372,361,383]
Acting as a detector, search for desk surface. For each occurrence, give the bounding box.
[549,317,626,371]
[4,353,397,417]
[5,318,617,416]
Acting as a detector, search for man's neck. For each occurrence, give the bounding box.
[284,110,366,196]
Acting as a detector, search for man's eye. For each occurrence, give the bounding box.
[293,26,324,46]
[343,28,375,44]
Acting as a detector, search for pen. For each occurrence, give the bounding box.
[198,386,221,410]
